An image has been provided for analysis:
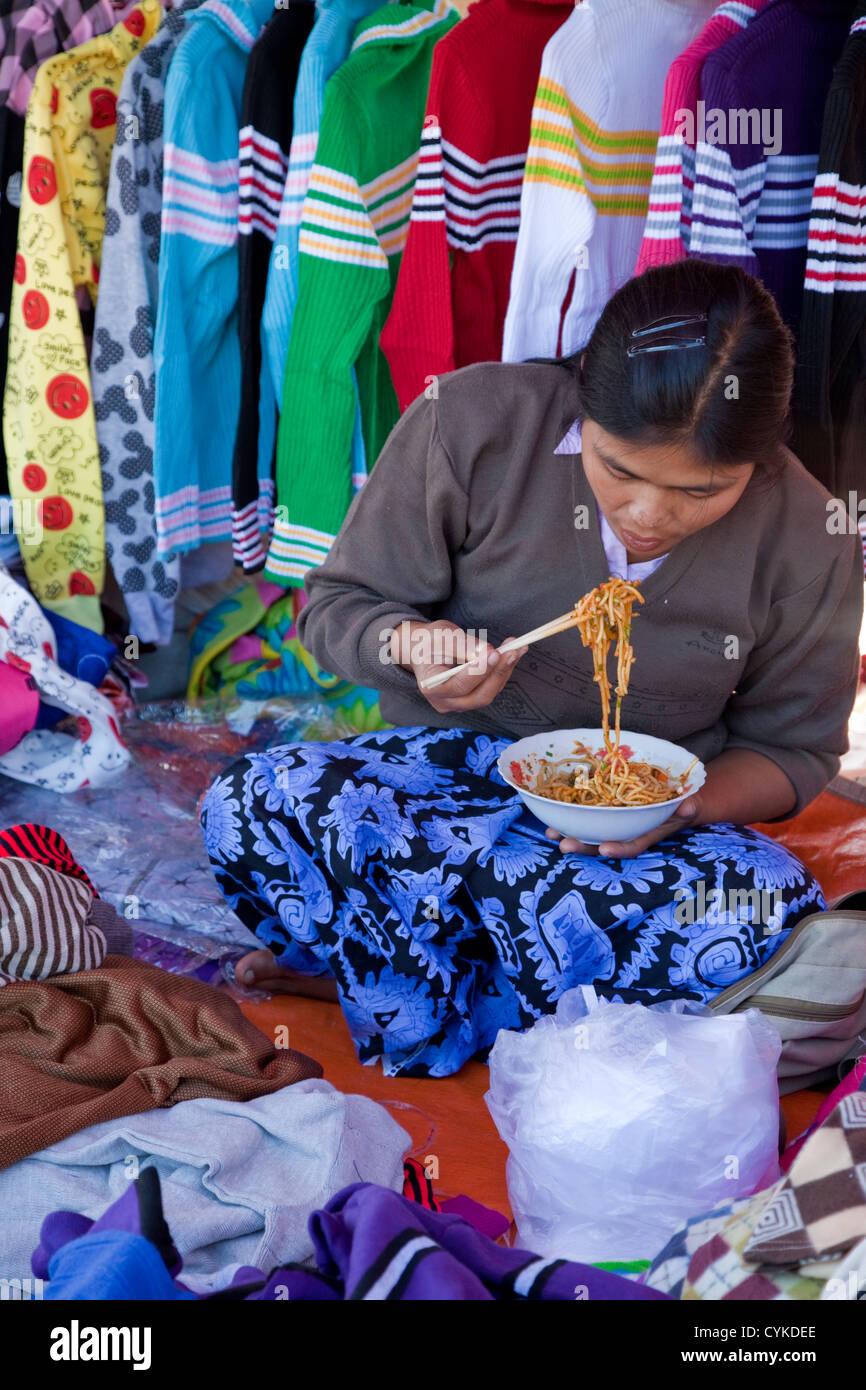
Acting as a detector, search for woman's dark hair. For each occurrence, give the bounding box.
[567,260,794,472]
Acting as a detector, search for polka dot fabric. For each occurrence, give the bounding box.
[2,2,162,632]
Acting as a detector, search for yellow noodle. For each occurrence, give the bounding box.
[527,579,698,807]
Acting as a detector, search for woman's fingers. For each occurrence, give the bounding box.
[425,639,528,712]
[597,800,701,859]
[413,626,493,703]
[425,641,498,700]
[546,795,701,860]
[597,828,672,859]
[545,827,599,857]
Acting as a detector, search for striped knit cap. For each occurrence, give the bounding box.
[0,858,105,986]
[0,823,97,894]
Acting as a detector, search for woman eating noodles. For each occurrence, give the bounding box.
[201,261,862,1078]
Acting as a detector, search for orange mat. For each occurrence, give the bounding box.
[754,780,866,907]
[241,786,866,1220]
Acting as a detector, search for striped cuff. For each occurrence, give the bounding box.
[232,479,276,571]
[156,484,233,555]
[264,514,336,585]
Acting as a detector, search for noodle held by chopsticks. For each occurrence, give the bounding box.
[573,576,643,754]
[526,578,699,808]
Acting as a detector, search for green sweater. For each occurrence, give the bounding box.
[266,0,459,586]
[298,360,864,816]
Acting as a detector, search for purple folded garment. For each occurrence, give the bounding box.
[35,1175,671,1302]
[247,1184,670,1301]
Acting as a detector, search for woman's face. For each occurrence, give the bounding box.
[581,418,755,561]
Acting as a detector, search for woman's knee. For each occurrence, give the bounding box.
[200,753,257,869]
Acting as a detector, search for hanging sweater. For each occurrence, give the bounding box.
[230,1,316,573]
[264,0,459,588]
[689,0,851,336]
[380,0,572,413]
[2,1,162,634]
[153,0,274,557]
[255,0,391,572]
[635,0,769,274]
[297,360,862,815]
[502,0,717,364]
[792,5,866,502]
[93,2,205,649]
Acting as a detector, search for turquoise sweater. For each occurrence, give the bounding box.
[153,0,273,555]
[265,0,458,585]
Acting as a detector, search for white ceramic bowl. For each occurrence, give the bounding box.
[498,728,706,846]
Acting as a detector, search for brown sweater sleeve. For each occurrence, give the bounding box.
[724,531,863,816]
[298,390,469,695]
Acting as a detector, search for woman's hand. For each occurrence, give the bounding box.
[545,791,705,860]
[392,619,528,714]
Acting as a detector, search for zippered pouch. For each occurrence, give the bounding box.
[710,910,866,1093]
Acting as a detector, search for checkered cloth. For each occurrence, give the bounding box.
[820,1233,866,1300]
[645,1076,866,1299]
[644,1184,823,1301]
[684,1200,822,1301]
[0,0,132,117]
[744,1091,866,1267]
[643,1196,752,1298]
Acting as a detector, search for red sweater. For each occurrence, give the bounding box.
[380,0,571,412]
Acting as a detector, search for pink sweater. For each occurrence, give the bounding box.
[636,0,770,273]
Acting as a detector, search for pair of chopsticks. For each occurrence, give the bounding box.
[419,606,581,691]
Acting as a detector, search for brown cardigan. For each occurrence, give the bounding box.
[299,360,863,816]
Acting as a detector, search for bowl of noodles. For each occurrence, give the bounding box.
[498,728,706,846]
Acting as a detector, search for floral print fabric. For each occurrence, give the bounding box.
[201,726,823,1077]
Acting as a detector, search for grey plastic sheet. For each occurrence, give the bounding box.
[0,697,352,954]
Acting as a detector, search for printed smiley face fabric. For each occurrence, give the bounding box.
[2,2,162,634]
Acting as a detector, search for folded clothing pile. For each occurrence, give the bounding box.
[32,1171,670,1303]
[1,1081,410,1289]
[0,565,130,792]
[0,954,323,1171]
[0,817,421,1294]
[0,822,321,1172]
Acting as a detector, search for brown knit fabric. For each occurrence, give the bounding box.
[0,955,322,1170]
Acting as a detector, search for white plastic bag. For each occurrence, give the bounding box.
[485,987,782,1263]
